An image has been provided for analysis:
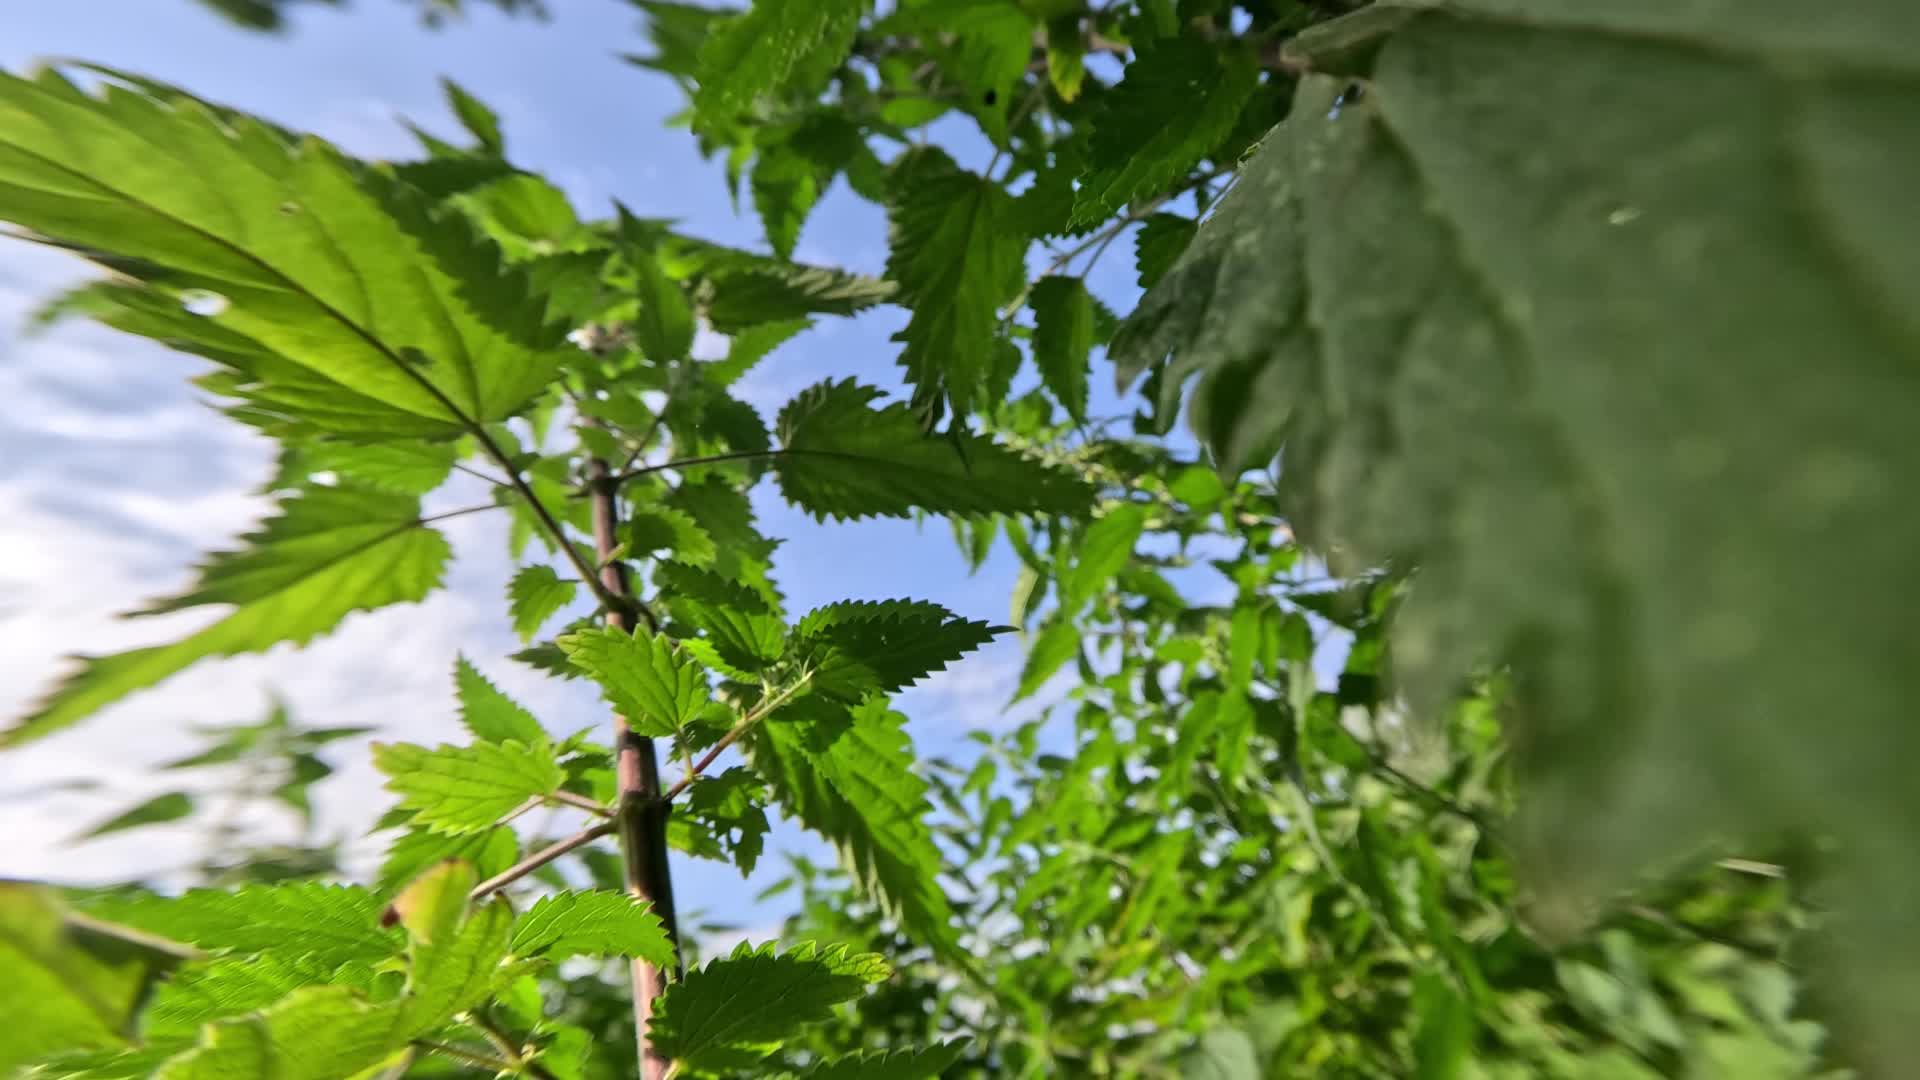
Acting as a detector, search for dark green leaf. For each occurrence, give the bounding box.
[774,379,1094,520]
[1029,275,1094,423]
[694,0,869,133]
[792,599,1003,701]
[441,77,504,155]
[1070,37,1258,228]
[885,148,1025,413]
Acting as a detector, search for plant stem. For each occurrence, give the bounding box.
[660,677,808,803]
[468,821,616,901]
[470,424,634,622]
[588,456,681,1080]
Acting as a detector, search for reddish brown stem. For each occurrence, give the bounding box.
[588,457,681,1080]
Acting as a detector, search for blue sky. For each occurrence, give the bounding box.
[0,0,1157,937]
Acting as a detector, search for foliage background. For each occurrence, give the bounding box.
[2,0,1899,1076]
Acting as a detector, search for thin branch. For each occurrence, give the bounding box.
[609,449,779,487]
[661,676,810,803]
[472,424,635,622]
[472,1011,561,1080]
[617,395,674,477]
[452,462,510,487]
[414,1041,520,1073]
[1001,167,1229,320]
[417,502,505,528]
[547,789,614,818]
[491,795,545,830]
[468,821,616,901]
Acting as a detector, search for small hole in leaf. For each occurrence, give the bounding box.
[180,290,229,317]
[983,89,997,106]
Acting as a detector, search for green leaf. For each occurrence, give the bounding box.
[750,701,957,954]
[703,317,811,388]
[397,895,513,1037]
[774,379,1094,520]
[1069,37,1258,228]
[675,768,771,876]
[1117,9,1920,1067]
[510,890,674,967]
[700,261,896,333]
[388,860,478,946]
[1013,614,1078,703]
[651,941,888,1071]
[751,147,820,260]
[152,986,405,1080]
[0,884,193,1072]
[372,739,564,833]
[1134,212,1197,290]
[792,599,1003,702]
[441,77,504,156]
[271,440,455,495]
[507,564,577,643]
[625,506,718,567]
[73,884,398,967]
[5,487,450,748]
[1412,973,1473,1080]
[1028,275,1094,423]
[0,68,565,436]
[654,562,788,676]
[1179,1028,1260,1080]
[624,226,697,362]
[376,825,518,897]
[797,1043,970,1080]
[142,953,349,1041]
[1064,503,1148,611]
[453,656,546,745]
[557,625,709,737]
[75,792,195,841]
[694,0,869,133]
[885,148,1025,413]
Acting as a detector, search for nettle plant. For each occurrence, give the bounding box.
[0,52,1091,1080]
[3,0,1917,1077]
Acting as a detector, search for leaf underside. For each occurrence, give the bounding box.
[1115,3,1920,1065]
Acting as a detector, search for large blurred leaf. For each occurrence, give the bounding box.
[1115,5,1920,1065]
[0,68,566,437]
[5,488,450,747]
[0,885,192,1073]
